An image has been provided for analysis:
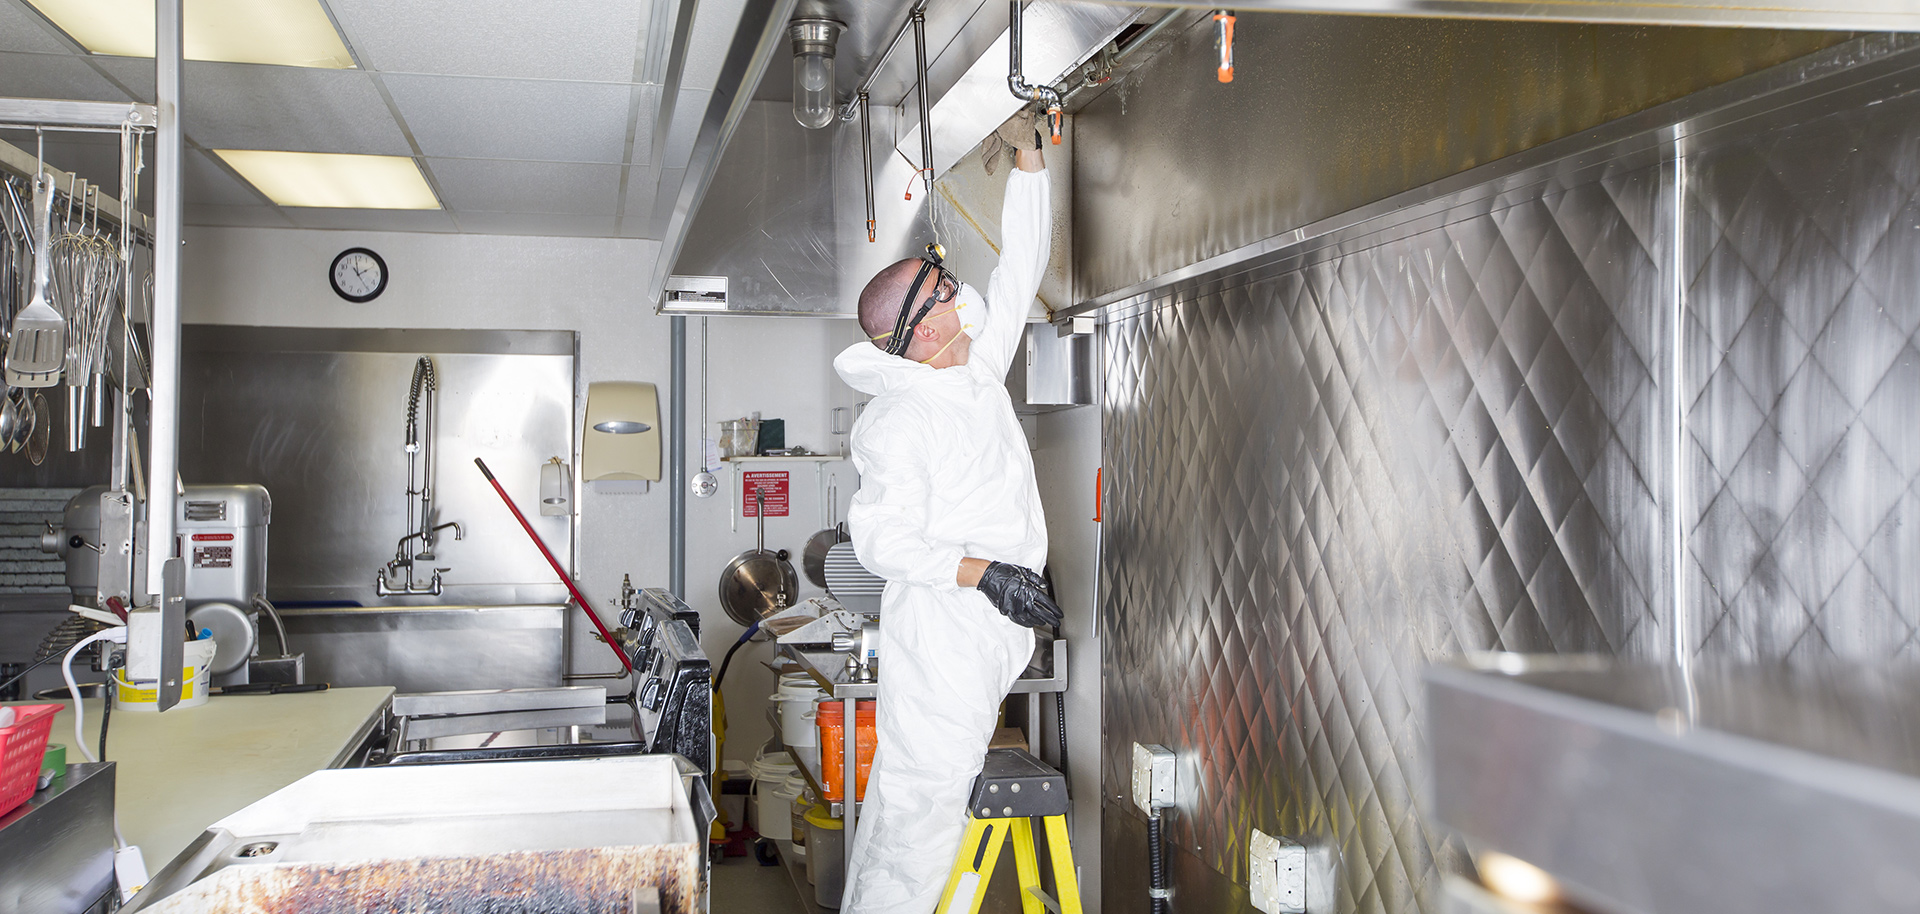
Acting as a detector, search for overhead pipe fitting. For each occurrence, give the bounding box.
[1006,0,1064,144]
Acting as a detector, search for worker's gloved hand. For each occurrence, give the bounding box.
[975,561,1063,629]
[997,109,1042,151]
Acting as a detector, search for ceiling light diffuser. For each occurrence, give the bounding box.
[213,151,440,210]
[25,0,355,68]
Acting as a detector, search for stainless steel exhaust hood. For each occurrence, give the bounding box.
[661,0,1136,317]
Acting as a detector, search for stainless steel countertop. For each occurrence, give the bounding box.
[6,687,393,872]
[1428,657,1920,914]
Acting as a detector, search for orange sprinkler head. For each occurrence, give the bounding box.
[1214,10,1236,84]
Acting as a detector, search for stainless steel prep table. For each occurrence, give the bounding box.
[6,686,393,871]
[776,639,1067,853]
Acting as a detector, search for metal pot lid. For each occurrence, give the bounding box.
[801,522,851,590]
[718,549,799,627]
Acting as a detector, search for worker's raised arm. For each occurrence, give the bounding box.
[971,149,1051,378]
[844,408,965,592]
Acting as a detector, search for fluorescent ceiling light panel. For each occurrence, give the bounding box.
[214,151,440,209]
[25,0,355,68]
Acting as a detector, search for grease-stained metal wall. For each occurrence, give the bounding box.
[1099,158,1672,914]
[1088,27,1920,914]
[1683,88,1920,661]
[1071,15,1845,308]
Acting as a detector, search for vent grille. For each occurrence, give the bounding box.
[184,500,227,522]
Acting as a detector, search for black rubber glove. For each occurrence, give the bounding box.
[975,561,1064,630]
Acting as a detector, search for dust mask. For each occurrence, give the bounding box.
[955,283,985,339]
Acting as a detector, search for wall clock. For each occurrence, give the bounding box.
[330,248,388,302]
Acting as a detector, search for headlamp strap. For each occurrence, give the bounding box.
[883,243,948,357]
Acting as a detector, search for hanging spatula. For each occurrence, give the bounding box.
[6,175,64,388]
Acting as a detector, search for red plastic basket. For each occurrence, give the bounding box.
[0,703,60,817]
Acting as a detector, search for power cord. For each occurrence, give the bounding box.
[0,651,59,697]
[61,626,124,764]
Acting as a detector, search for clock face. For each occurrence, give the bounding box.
[330,248,388,302]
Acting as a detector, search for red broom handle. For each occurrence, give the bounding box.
[475,458,632,675]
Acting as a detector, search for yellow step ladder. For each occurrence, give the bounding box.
[937,748,1082,914]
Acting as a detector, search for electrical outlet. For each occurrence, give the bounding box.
[1131,743,1176,812]
[1249,828,1307,913]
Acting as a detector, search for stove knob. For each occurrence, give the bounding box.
[640,678,665,711]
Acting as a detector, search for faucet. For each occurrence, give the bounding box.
[377,356,461,596]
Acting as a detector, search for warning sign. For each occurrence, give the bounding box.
[742,471,789,517]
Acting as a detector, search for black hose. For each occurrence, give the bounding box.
[712,621,759,692]
[97,665,113,760]
[1148,812,1169,914]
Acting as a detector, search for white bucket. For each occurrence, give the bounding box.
[773,678,825,748]
[113,637,216,711]
[775,772,812,853]
[749,748,799,836]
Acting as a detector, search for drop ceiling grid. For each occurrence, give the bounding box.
[2,0,689,236]
[321,0,651,83]
[0,1,67,53]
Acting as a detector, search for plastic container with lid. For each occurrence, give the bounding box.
[113,637,216,711]
[816,698,876,803]
[773,676,825,748]
[778,772,812,851]
[805,804,846,907]
[750,748,800,837]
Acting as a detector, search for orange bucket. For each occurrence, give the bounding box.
[816,698,876,803]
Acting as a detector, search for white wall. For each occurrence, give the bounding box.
[181,225,855,762]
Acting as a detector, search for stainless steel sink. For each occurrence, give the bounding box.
[278,603,567,693]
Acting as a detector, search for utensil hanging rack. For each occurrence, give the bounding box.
[0,99,157,477]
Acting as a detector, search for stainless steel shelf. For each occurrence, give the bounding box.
[783,639,1069,700]
[1428,657,1920,914]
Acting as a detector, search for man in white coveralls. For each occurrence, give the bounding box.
[829,119,1064,913]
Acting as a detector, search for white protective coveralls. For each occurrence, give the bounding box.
[832,166,1052,913]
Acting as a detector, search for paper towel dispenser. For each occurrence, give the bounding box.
[583,382,662,481]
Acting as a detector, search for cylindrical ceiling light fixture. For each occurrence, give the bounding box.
[790,18,846,129]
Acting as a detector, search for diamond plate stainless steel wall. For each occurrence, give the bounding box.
[1090,34,1920,914]
[1099,162,1672,914]
[1683,86,1920,661]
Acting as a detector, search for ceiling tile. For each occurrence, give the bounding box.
[384,75,634,163]
[681,0,749,92]
[328,0,648,82]
[453,212,618,237]
[187,148,266,206]
[93,59,413,155]
[281,207,459,232]
[423,157,622,214]
[0,1,71,53]
[0,51,133,102]
[185,204,297,228]
[663,87,710,169]
[89,56,152,100]
[627,84,662,165]
[639,165,685,236]
[619,164,660,238]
